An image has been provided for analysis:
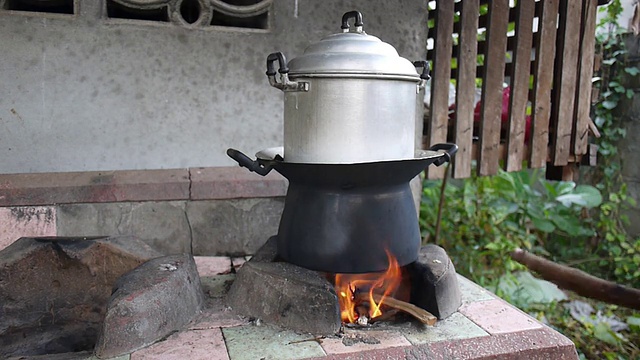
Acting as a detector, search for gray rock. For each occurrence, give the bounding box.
[0,236,160,357]
[226,259,341,335]
[94,254,204,359]
[407,244,462,319]
[249,235,278,263]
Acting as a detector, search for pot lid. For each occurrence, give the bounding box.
[287,11,421,80]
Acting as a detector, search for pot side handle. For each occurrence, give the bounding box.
[265,52,309,92]
[413,61,431,90]
[428,143,458,166]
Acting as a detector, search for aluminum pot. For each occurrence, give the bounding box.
[266,11,429,164]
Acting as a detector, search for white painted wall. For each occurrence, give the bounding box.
[0,0,428,173]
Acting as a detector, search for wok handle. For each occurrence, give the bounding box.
[428,143,458,166]
[226,148,274,176]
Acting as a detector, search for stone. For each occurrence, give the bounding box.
[407,244,462,319]
[56,201,191,255]
[0,236,160,358]
[226,259,341,335]
[188,198,284,256]
[249,235,278,263]
[94,254,205,359]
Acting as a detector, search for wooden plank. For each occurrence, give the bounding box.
[427,1,455,180]
[529,0,560,168]
[550,0,583,166]
[431,36,519,62]
[477,0,510,176]
[573,0,598,156]
[451,59,537,83]
[453,0,480,179]
[505,0,536,171]
[452,1,542,34]
[421,137,584,165]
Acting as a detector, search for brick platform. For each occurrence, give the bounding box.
[126,257,578,360]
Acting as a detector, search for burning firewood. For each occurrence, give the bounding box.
[355,292,437,326]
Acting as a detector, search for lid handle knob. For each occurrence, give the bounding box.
[341,11,364,33]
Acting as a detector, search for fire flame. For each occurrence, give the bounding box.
[334,250,402,323]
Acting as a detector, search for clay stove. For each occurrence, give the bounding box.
[226,10,462,334]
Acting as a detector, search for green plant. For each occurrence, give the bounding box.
[589,0,640,287]
[420,169,601,289]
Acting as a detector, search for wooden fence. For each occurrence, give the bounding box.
[424,0,604,180]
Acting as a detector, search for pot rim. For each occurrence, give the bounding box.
[255,146,444,164]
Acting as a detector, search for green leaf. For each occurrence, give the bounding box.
[497,271,567,307]
[627,316,640,327]
[602,58,617,65]
[624,66,640,76]
[532,217,556,233]
[555,185,602,208]
[593,323,621,346]
[601,100,618,109]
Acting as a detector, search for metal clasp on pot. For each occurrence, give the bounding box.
[266,52,309,92]
[413,60,431,92]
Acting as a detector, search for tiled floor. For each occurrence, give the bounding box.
[121,256,578,360]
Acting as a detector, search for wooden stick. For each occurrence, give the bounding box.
[355,293,437,326]
[511,248,640,310]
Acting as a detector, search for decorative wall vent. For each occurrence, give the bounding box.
[1,0,75,14]
[106,0,271,29]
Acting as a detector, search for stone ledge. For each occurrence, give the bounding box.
[0,167,287,207]
[190,167,287,201]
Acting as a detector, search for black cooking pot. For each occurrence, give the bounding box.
[227,143,457,273]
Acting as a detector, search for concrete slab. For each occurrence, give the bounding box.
[56,201,191,255]
[320,330,411,355]
[201,274,236,298]
[459,299,543,335]
[401,312,489,345]
[231,256,247,271]
[194,256,232,276]
[188,198,283,256]
[189,307,248,330]
[222,324,326,360]
[190,167,287,200]
[0,170,189,207]
[130,328,229,360]
[457,275,496,304]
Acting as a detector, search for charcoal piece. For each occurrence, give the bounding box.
[226,259,341,335]
[94,254,204,358]
[407,244,462,319]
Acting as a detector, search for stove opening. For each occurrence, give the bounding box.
[332,250,409,325]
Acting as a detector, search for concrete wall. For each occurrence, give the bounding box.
[0,0,428,174]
